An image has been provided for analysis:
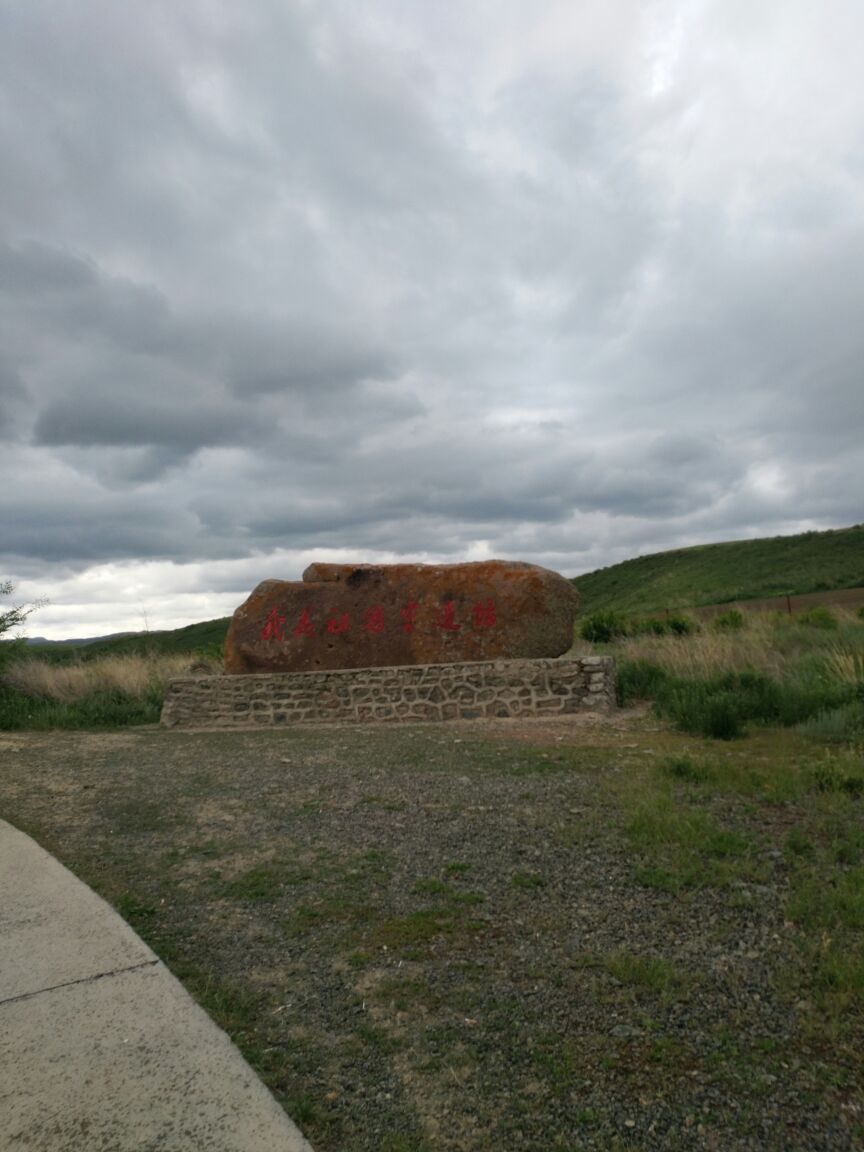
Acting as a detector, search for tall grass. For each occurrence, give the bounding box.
[617,609,864,679]
[2,653,198,702]
[607,610,864,740]
[0,651,220,729]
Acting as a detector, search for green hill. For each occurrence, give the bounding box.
[28,617,231,662]
[571,524,864,616]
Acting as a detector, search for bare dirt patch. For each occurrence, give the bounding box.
[1,716,861,1151]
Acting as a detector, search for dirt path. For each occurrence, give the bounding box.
[0,716,861,1151]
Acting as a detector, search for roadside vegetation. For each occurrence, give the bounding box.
[0,651,222,729]
[0,583,225,729]
[576,605,864,741]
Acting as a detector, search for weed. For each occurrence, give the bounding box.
[222,862,303,902]
[799,606,839,630]
[798,702,864,742]
[660,755,715,785]
[712,609,747,632]
[372,975,437,1011]
[449,890,485,905]
[784,828,814,858]
[807,757,864,798]
[511,870,546,890]
[288,1093,320,1127]
[603,951,683,994]
[413,878,451,895]
[617,659,669,705]
[824,646,864,686]
[115,890,157,922]
[788,868,864,933]
[625,791,753,890]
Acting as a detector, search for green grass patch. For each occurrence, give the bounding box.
[602,951,684,994]
[0,685,164,729]
[616,662,858,740]
[625,790,754,891]
[788,868,864,934]
[511,870,546,890]
[221,861,313,903]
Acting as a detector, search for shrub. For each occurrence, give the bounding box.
[579,610,630,644]
[667,614,698,636]
[630,617,670,637]
[807,756,864,797]
[651,669,855,741]
[798,606,838,630]
[711,609,746,633]
[617,659,669,705]
[798,703,864,744]
[858,606,864,622]
[656,681,746,740]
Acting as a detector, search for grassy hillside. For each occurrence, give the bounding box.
[28,617,231,662]
[572,524,864,616]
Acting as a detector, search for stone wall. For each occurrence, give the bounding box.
[160,656,615,729]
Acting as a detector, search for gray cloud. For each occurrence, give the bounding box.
[1,1,863,635]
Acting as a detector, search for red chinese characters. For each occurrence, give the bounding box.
[260,607,286,641]
[293,609,315,637]
[362,604,386,634]
[472,598,497,629]
[262,599,498,641]
[436,600,460,632]
[400,601,420,633]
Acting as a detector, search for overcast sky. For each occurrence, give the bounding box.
[2,1,863,638]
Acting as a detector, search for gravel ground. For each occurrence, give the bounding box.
[0,715,861,1151]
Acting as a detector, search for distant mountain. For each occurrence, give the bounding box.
[26,633,135,647]
[24,618,232,661]
[571,524,864,616]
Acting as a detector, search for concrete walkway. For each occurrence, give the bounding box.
[0,819,314,1151]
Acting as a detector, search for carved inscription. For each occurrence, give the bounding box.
[225,560,579,674]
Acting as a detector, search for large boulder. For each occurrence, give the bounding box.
[224,560,580,674]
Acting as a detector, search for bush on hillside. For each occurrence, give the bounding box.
[617,659,669,705]
[579,610,630,643]
[631,617,670,637]
[711,609,746,633]
[667,614,698,636]
[630,615,698,638]
[798,606,838,630]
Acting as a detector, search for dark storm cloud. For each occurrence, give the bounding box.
[34,394,264,452]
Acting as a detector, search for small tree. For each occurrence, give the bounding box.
[0,581,43,669]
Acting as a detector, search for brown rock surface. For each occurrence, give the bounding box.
[224,561,580,674]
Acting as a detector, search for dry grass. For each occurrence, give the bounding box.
[618,618,787,679]
[1,653,217,703]
[616,609,864,681]
[824,645,864,687]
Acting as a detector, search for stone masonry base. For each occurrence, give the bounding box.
[160,656,616,729]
